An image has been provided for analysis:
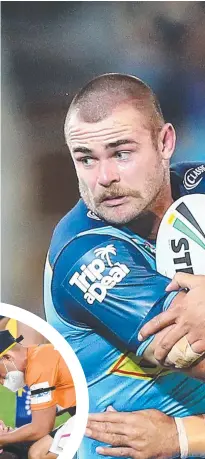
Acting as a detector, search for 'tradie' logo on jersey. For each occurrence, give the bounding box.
[69,244,130,304]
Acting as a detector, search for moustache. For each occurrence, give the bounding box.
[96,188,140,204]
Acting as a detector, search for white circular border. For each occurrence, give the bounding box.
[0,303,89,458]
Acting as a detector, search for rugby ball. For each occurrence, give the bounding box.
[156,194,205,279]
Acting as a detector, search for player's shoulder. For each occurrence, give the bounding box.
[48,199,139,268]
[170,161,205,199]
[49,199,106,266]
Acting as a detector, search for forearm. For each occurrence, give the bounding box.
[0,422,48,444]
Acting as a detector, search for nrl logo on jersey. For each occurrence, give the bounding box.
[183,165,205,190]
[69,244,130,304]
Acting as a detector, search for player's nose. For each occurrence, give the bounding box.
[98,160,120,187]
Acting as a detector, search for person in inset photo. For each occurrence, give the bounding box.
[0,328,76,459]
[0,316,47,429]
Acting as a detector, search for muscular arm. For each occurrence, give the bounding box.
[0,406,56,445]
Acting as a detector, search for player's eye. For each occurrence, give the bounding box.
[78,157,95,166]
[115,151,131,160]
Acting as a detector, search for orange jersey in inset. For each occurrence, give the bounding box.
[25,344,76,411]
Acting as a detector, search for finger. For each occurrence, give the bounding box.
[87,421,128,435]
[166,273,203,292]
[165,279,181,292]
[96,446,133,457]
[138,310,176,341]
[85,429,127,446]
[186,330,204,348]
[89,412,129,423]
[154,324,187,362]
[187,338,205,355]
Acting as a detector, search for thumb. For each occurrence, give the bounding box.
[165,272,200,292]
[165,278,181,292]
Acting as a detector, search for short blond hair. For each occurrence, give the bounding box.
[66,73,165,143]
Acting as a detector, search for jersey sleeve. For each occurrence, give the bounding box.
[48,234,177,354]
[26,347,58,411]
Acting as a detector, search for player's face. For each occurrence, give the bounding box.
[66,105,174,225]
[0,356,24,387]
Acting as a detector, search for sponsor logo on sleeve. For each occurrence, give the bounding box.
[69,244,130,304]
[183,165,205,190]
[30,381,52,404]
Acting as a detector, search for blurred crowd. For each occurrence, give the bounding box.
[1,2,205,314]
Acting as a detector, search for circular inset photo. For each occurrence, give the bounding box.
[0,304,89,459]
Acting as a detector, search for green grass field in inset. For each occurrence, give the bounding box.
[0,385,69,428]
[0,385,15,427]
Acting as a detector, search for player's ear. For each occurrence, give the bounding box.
[158,123,176,160]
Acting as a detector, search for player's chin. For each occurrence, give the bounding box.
[97,204,134,225]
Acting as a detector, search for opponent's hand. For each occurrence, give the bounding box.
[86,409,179,458]
[138,273,205,363]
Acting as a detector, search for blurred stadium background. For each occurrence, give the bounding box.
[1,1,205,317]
